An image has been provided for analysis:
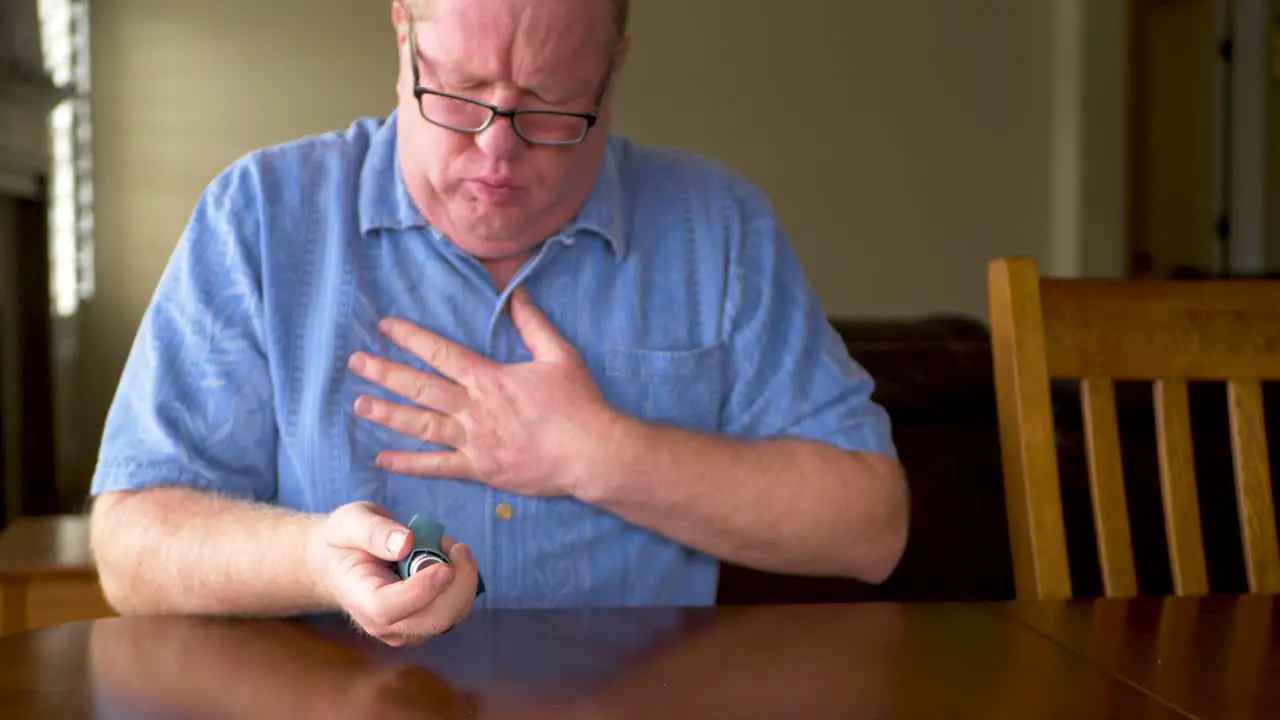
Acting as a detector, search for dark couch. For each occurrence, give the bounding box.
[715,314,1280,605]
[716,315,1014,605]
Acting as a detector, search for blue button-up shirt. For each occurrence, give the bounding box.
[91,111,896,609]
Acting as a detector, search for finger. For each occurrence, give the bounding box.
[377,318,492,387]
[347,352,467,414]
[353,395,465,447]
[394,543,479,638]
[510,286,573,361]
[350,559,457,629]
[436,542,479,620]
[349,500,395,521]
[444,542,477,588]
[326,502,414,562]
[376,450,475,479]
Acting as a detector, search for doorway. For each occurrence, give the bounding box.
[1127,0,1225,278]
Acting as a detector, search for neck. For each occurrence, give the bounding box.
[483,253,531,292]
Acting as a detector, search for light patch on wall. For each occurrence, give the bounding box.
[38,0,94,318]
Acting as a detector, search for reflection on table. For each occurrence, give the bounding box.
[997,594,1280,719]
[0,602,1196,718]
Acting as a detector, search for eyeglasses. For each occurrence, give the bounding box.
[406,21,610,146]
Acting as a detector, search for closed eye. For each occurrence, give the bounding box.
[416,51,588,109]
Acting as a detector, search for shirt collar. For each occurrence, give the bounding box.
[358,110,430,235]
[560,142,627,259]
[357,110,628,260]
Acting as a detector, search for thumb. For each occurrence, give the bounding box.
[326,501,412,562]
[510,286,571,360]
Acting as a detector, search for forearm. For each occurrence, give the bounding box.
[89,487,331,617]
[578,418,910,581]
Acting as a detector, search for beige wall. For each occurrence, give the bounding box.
[73,0,1104,496]
[616,0,1055,315]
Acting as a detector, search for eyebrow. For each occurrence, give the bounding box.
[415,49,574,106]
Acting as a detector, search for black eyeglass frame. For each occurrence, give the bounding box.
[404,13,613,147]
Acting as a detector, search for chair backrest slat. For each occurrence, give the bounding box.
[1226,379,1280,593]
[1153,378,1210,596]
[1080,377,1138,597]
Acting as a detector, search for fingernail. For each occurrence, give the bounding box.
[432,565,455,589]
[348,353,366,372]
[354,396,373,416]
[386,530,407,555]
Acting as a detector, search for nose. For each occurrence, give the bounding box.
[474,111,522,159]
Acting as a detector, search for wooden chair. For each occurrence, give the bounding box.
[988,256,1280,599]
[0,514,115,636]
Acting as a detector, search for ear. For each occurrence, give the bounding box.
[614,34,631,66]
[392,1,410,45]
[392,2,414,95]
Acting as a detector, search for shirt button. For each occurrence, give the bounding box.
[495,503,514,521]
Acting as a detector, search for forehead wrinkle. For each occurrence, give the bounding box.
[508,3,611,93]
[418,0,609,97]
[417,0,517,84]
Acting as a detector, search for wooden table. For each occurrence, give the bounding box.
[0,515,114,637]
[999,595,1280,719]
[0,599,1241,719]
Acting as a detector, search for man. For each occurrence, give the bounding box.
[88,0,909,647]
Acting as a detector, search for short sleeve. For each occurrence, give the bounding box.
[720,195,897,458]
[89,160,278,501]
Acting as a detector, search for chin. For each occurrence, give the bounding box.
[452,237,541,264]
[447,218,542,259]
[457,196,539,230]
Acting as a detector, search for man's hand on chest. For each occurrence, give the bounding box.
[346,286,622,499]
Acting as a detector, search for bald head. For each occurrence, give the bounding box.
[402,0,629,49]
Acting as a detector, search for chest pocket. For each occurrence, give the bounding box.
[596,345,725,433]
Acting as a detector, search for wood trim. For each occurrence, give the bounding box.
[1126,0,1149,276]
[0,578,28,637]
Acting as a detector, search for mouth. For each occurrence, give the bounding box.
[471,175,520,189]
[466,176,524,203]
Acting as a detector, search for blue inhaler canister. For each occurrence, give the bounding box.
[394,514,486,596]
[395,515,450,580]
